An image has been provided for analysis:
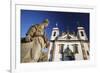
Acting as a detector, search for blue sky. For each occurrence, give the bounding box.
[21,10,90,40]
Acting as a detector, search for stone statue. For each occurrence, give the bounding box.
[21,19,49,63]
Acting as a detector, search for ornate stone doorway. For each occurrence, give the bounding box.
[60,45,75,61]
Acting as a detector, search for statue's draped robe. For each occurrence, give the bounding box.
[21,24,47,63]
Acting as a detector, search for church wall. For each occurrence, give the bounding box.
[81,42,90,59]
[47,42,53,60]
[49,26,89,61]
[75,43,83,60]
[53,44,61,61]
[50,42,87,61]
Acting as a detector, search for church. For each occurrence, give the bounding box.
[48,24,90,61]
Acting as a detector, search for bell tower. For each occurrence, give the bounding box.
[50,23,59,40]
[48,23,59,61]
[77,22,89,60]
[77,23,88,40]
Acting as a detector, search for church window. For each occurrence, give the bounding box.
[73,44,78,53]
[60,44,64,54]
[53,32,56,36]
[80,31,84,36]
[59,44,64,61]
[87,51,89,55]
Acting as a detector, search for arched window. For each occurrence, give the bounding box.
[73,44,78,54]
[53,32,56,36]
[80,31,84,36]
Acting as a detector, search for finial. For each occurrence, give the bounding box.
[56,22,58,27]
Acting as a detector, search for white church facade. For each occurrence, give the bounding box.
[48,25,89,61]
